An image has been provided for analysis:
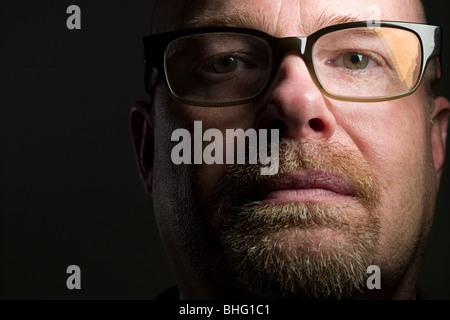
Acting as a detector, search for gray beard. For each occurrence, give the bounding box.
[216,139,381,299]
[220,201,379,299]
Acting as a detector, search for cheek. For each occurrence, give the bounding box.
[339,98,432,275]
[192,107,265,231]
[153,86,261,232]
[339,97,429,189]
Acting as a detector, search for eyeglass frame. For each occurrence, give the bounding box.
[143,20,442,107]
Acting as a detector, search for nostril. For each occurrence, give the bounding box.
[308,118,324,131]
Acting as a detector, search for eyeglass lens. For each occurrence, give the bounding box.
[313,27,422,99]
[164,27,422,104]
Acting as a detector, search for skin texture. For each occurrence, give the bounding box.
[131,0,450,299]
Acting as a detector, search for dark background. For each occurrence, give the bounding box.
[1,0,449,299]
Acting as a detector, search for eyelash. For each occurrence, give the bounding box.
[328,50,387,71]
[198,52,256,74]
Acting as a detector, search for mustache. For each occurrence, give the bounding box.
[217,139,381,300]
[216,139,381,213]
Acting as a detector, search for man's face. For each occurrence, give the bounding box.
[134,0,450,299]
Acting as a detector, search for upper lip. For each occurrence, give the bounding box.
[248,170,354,200]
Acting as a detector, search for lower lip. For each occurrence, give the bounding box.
[259,188,352,204]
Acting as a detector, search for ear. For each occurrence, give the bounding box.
[431,96,450,188]
[130,101,154,195]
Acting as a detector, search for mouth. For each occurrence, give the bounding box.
[248,170,355,204]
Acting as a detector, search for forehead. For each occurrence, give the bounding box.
[152,0,423,36]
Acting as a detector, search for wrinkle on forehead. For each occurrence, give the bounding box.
[273,1,284,35]
[152,0,426,35]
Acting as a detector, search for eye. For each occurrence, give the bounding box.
[211,55,240,74]
[324,51,381,73]
[343,53,370,70]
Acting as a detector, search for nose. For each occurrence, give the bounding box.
[257,53,337,141]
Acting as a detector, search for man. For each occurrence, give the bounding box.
[131,0,450,299]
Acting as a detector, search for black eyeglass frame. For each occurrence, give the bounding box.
[143,21,441,107]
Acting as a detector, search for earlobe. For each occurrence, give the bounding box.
[130,101,154,195]
[431,96,450,186]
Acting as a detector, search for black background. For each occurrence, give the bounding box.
[1,0,449,299]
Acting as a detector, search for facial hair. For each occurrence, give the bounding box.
[216,139,381,299]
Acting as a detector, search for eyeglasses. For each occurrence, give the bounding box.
[143,21,441,107]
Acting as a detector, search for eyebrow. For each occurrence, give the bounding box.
[311,12,361,34]
[180,10,361,36]
[181,9,269,29]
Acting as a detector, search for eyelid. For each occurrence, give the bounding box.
[198,52,255,73]
[322,49,390,70]
[204,52,257,64]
